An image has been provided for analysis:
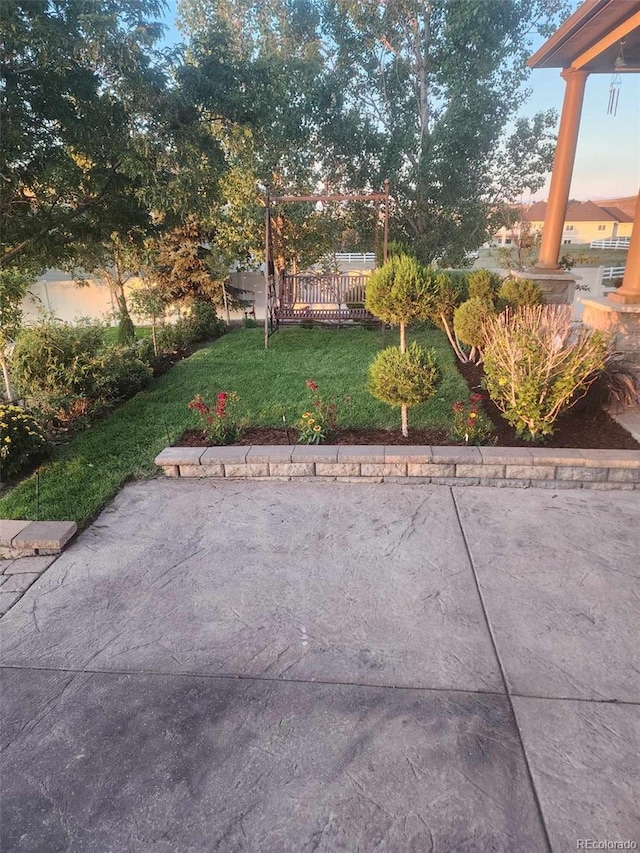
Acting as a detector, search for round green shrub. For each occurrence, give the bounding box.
[497,276,543,309]
[365,255,433,327]
[367,341,440,408]
[468,269,502,306]
[453,298,496,348]
[0,404,48,481]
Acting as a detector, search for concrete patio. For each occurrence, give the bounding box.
[1,478,638,852]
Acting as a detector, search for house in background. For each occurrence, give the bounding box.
[492,199,634,246]
[526,199,633,243]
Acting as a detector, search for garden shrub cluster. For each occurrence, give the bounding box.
[11,321,152,424]
[483,305,610,441]
[10,303,227,428]
[0,404,48,482]
[156,302,227,353]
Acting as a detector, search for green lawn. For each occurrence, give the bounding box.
[0,327,467,526]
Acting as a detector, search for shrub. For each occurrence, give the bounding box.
[483,306,610,441]
[497,277,543,310]
[425,271,469,362]
[0,404,48,482]
[453,298,495,351]
[187,301,227,342]
[188,392,242,445]
[468,269,501,306]
[365,255,433,348]
[155,304,226,354]
[89,346,152,402]
[11,321,152,423]
[578,353,640,413]
[368,341,440,436]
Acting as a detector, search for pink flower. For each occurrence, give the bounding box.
[452,401,464,412]
[306,380,318,391]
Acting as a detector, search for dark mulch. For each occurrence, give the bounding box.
[175,358,639,450]
[175,427,452,447]
[457,361,639,450]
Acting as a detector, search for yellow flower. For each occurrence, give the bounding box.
[313,425,321,432]
[4,436,11,443]
[307,417,314,424]
[469,412,477,419]
[302,412,312,419]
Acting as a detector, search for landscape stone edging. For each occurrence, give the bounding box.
[155,446,640,490]
[0,520,78,559]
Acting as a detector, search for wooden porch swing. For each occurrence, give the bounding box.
[262,181,390,348]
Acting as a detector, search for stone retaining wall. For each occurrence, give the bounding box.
[155,446,640,490]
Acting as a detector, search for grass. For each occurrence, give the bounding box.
[0,326,467,525]
[103,326,153,345]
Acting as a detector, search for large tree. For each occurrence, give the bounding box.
[320,0,570,264]
[0,0,224,274]
[177,0,376,272]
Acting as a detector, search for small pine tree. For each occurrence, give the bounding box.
[365,255,433,352]
[368,342,440,437]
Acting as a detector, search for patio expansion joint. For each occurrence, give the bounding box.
[450,486,554,853]
[0,662,507,698]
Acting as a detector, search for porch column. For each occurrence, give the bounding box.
[534,68,589,271]
[608,189,640,304]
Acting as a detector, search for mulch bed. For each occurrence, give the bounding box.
[456,361,639,449]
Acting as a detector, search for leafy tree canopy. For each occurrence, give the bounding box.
[322,0,571,264]
[0,0,224,273]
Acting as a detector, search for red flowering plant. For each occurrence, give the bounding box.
[449,392,494,445]
[188,392,242,445]
[298,379,346,445]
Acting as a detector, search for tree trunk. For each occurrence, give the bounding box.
[1,353,14,402]
[401,403,408,438]
[400,321,406,353]
[440,314,468,362]
[151,320,158,357]
[111,279,135,343]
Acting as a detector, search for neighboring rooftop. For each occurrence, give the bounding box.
[525,199,634,222]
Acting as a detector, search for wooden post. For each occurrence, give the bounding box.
[609,188,640,304]
[534,69,588,270]
[383,179,390,264]
[264,192,271,350]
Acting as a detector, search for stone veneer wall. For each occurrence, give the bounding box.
[155,446,640,490]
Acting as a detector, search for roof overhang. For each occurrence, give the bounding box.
[528,0,640,73]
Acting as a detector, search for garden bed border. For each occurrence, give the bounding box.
[155,445,640,490]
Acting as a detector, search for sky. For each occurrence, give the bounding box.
[160,0,640,204]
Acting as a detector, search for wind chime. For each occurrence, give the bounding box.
[607,42,626,116]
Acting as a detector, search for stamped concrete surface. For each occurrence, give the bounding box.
[513,697,640,851]
[0,480,501,692]
[0,668,546,852]
[453,488,640,702]
[1,479,638,852]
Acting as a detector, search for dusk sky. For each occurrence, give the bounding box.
[161,1,640,203]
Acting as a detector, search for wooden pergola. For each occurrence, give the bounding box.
[262,182,390,348]
[528,0,640,310]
